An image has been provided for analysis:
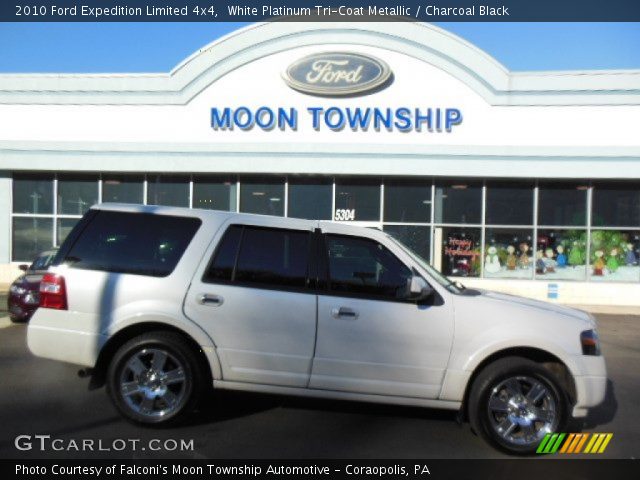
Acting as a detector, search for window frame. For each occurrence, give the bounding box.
[202,223,316,294]
[320,232,419,304]
[55,210,201,278]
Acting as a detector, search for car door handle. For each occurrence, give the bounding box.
[331,307,358,319]
[197,294,224,306]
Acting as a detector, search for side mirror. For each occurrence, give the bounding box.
[18,264,28,272]
[405,275,434,301]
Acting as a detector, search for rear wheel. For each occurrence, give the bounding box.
[468,356,569,455]
[107,331,205,426]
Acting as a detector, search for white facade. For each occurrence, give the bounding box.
[1,22,640,307]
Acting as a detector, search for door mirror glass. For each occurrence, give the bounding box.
[406,275,434,301]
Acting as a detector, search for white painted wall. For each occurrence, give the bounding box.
[0,45,638,149]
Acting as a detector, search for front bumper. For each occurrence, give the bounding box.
[571,354,607,418]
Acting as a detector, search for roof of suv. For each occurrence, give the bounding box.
[91,203,390,241]
[92,203,292,223]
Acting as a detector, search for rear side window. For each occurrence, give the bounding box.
[326,234,412,300]
[62,211,201,277]
[204,225,311,290]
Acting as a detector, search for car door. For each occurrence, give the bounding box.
[310,225,454,399]
[184,218,318,388]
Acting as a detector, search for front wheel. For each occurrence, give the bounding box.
[468,356,570,455]
[107,331,205,426]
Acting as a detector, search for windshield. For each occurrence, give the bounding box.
[386,234,464,294]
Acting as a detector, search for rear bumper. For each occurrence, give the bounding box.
[27,309,105,367]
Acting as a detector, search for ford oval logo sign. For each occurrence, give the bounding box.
[283,52,392,97]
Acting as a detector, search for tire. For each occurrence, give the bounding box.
[468,356,570,455]
[106,331,206,426]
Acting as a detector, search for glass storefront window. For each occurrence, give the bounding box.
[538,182,588,227]
[484,228,534,279]
[592,183,640,227]
[57,176,98,215]
[589,230,640,282]
[193,176,237,211]
[56,218,80,246]
[434,180,482,224]
[240,177,285,216]
[384,225,431,262]
[102,176,144,204]
[288,177,332,220]
[384,180,431,223]
[536,229,587,281]
[486,182,533,226]
[12,217,53,262]
[334,178,380,221]
[433,227,481,277]
[147,175,190,207]
[13,175,54,214]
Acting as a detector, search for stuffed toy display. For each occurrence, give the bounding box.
[506,245,517,270]
[518,242,530,269]
[485,245,501,274]
[625,243,638,266]
[607,247,620,273]
[593,250,605,276]
[544,248,556,273]
[569,240,585,267]
[556,245,567,268]
[535,250,546,274]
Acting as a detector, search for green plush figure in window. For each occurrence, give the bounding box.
[568,240,584,267]
[607,247,620,273]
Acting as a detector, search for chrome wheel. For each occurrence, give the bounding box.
[119,348,188,419]
[487,375,558,447]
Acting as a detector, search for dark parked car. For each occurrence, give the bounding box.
[8,249,58,322]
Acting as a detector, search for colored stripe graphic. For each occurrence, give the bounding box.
[536,433,613,454]
[536,433,565,453]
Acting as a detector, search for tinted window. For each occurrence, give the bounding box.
[435,227,481,278]
[384,180,432,223]
[102,176,144,204]
[63,211,201,277]
[193,176,237,211]
[13,175,54,214]
[239,177,285,216]
[334,179,380,221]
[326,235,412,299]
[57,176,98,215]
[592,183,640,227]
[486,182,533,225]
[538,182,587,226]
[434,180,482,224]
[288,178,332,220]
[147,175,190,207]
[384,225,431,262]
[204,225,243,282]
[57,218,79,246]
[235,227,310,288]
[12,217,53,262]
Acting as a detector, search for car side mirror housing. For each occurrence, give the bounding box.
[18,264,28,272]
[406,275,434,301]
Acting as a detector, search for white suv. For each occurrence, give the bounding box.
[28,204,607,454]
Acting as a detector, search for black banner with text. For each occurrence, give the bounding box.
[3,0,640,22]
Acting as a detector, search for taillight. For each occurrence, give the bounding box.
[39,273,68,310]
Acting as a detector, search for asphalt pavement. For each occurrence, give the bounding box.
[0,314,637,459]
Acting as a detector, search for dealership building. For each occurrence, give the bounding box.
[1,22,639,307]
